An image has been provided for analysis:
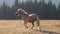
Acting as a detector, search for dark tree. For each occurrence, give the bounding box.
[57,2,60,19]
[0,0,59,20]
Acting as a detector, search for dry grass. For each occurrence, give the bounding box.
[0,20,60,34]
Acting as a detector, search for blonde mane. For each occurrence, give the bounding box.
[18,8,28,14]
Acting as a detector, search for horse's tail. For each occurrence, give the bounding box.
[33,13,40,27]
[34,14,40,30]
[35,14,40,27]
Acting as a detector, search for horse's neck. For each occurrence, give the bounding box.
[21,11,29,19]
[22,11,28,17]
[22,14,28,20]
[22,14,28,17]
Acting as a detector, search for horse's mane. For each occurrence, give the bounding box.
[18,8,28,14]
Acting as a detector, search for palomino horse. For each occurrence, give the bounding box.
[15,8,40,30]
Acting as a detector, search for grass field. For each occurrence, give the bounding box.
[0,20,60,34]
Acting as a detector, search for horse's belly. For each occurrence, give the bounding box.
[28,19,35,22]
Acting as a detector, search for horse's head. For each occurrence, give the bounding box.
[15,8,28,16]
[15,8,20,16]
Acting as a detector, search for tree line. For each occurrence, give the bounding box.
[0,0,60,20]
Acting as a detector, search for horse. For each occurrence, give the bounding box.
[15,8,41,30]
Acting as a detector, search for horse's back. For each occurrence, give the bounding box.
[27,14,37,22]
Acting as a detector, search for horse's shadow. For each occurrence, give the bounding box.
[34,29,60,34]
[41,30,60,34]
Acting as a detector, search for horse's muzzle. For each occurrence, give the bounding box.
[15,13,20,16]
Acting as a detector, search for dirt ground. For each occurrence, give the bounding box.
[0,20,60,34]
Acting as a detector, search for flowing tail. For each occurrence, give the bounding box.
[36,16,40,26]
[35,14,40,27]
[34,14,41,30]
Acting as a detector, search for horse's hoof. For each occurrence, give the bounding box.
[37,29,41,31]
[40,30,41,31]
[31,27,34,29]
[26,27,28,28]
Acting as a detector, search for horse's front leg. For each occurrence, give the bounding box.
[24,21,28,29]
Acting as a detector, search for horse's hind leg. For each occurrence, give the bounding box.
[31,22,34,29]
